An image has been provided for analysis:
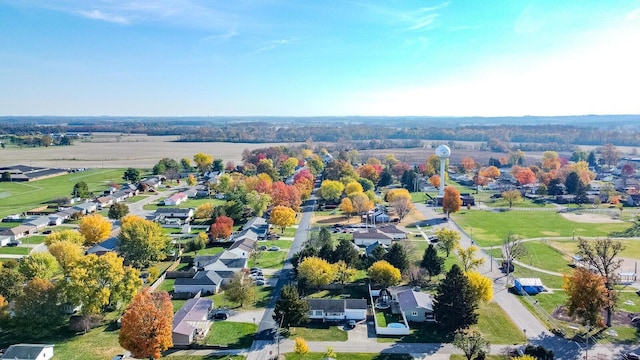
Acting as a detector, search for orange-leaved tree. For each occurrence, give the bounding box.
[119,289,173,359]
[209,215,234,241]
[563,267,608,326]
[442,186,461,217]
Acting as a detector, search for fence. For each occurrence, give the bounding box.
[147,257,182,292]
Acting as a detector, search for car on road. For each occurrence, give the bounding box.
[347,320,356,329]
[6,240,21,247]
[623,353,640,360]
[268,246,280,251]
[255,279,266,286]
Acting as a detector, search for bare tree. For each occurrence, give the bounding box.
[502,233,526,274]
[577,238,624,327]
[391,197,414,221]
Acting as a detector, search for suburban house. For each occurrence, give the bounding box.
[164,192,188,206]
[0,225,36,241]
[365,241,388,257]
[241,217,270,239]
[85,237,118,256]
[228,237,257,258]
[142,177,161,190]
[154,208,195,223]
[352,229,393,246]
[377,225,407,240]
[172,295,213,346]
[47,215,64,226]
[73,202,97,214]
[194,251,248,272]
[306,299,368,322]
[174,270,223,295]
[394,289,436,323]
[24,216,50,231]
[1,344,54,360]
[0,236,10,247]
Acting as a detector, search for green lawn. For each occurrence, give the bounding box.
[549,239,640,259]
[453,210,631,247]
[522,241,573,274]
[258,239,293,249]
[0,168,125,218]
[182,246,225,257]
[0,221,21,228]
[285,353,412,360]
[248,250,286,269]
[213,285,274,309]
[288,324,348,341]
[165,356,245,360]
[0,246,30,255]
[125,195,150,203]
[375,310,402,328]
[205,322,257,348]
[472,301,526,344]
[512,266,565,289]
[21,235,47,245]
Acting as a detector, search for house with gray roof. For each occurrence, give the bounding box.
[174,270,223,295]
[365,241,388,257]
[1,344,54,360]
[172,295,213,346]
[306,298,368,322]
[352,229,393,246]
[395,289,435,323]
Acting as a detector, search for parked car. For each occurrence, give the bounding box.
[250,267,261,272]
[623,353,640,360]
[255,279,266,286]
[7,240,21,247]
[258,245,268,251]
[268,246,280,251]
[213,311,228,320]
[347,320,356,329]
[267,233,280,240]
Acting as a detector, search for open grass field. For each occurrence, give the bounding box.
[472,301,526,344]
[285,354,413,360]
[248,250,286,269]
[0,168,124,218]
[205,321,257,348]
[522,241,574,274]
[452,210,631,247]
[0,246,30,255]
[549,239,640,259]
[165,356,245,360]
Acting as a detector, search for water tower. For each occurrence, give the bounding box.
[435,144,451,197]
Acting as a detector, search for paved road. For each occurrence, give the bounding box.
[246,195,317,360]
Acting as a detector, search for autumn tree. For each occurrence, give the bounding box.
[600,144,622,166]
[298,257,337,288]
[368,260,401,288]
[460,157,476,173]
[345,181,364,197]
[78,214,113,245]
[334,260,357,286]
[18,252,59,280]
[293,336,309,358]
[563,267,609,326]
[541,151,561,171]
[319,180,345,202]
[452,329,490,360]
[274,285,309,328]
[279,157,299,178]
[458,246,485,272]
[13,277,65,339]
[195,202,215,219]
[466,271,493,303]
[186,173,197,186]
[442,186,461,217]
[119,290,173,359]
[108,202,129,220]
[501,190,522,208]
[245,190,272,217]
[209,215,234,241]
[350,191,374,215]
[429,174,441,189]
[270,206,297,233]
[479,166,500,180]
[391,195,414,222]
[271,181,302,211]
[339,197,355,222]
[421,244,444,279]
[224,273,256,307]
[577,237,624,326]
[119,216,171,268]
[434,264,479,331]
[62,252,142,315]
[0,295,8,329]
[356,164,380,183]
[436,228,461,257]
[193,152,213,173]
[45,229,85,246]
[511,166,536,186]
[181,158,192,171]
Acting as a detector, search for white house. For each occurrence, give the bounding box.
[306,299,368,322]
[377,225,407,240]
[0,236,10,247]
[352,229,393,246]
[2,344,54,360]
[164,192,188,206]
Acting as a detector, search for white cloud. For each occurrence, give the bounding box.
[77,9,129,24]
[626,8,640,21]
[257,38,295,53]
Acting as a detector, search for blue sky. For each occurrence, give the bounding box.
[1,0,639,117]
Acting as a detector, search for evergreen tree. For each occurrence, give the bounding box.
[434,264,479,331]
[587,151,597,168]
[291,246,319,271]
[384,243,410,272]
[377,169,393,187]
[333,238,360,268]
[421,244,444,279]
[318,243,335,263]
[400,170,417,192]
[273,285,309,328]
[565,172,581,195]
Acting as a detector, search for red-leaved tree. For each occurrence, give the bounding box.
[209,215,234,241]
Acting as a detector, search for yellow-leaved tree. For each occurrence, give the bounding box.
[345,181,364,197]
[339,197,355,222]
[293,336,309,358]
[319,180,345,202]
[457,245,485,272]
[193,152,213,173]
[466,271,493,303]
[45,229,85,246]
[270,206,296,233]
[367,260,401,287]
[119,290,173,359]
[186,173,197,186]
[48,240,83,271]
[435,228,460,257]
[78,214,112,245]
[298,256,337,289]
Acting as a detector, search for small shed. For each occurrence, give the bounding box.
[514,278,544,295]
